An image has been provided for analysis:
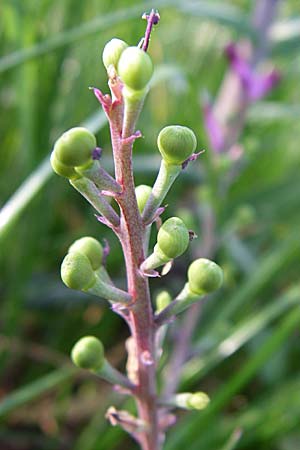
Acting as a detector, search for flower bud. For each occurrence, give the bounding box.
[68,237,103,270]
[118,46,153,91]
[188,258,223,295]
[135,184,152,213]
[155,290,172,313]
[157,125,197,165]
[50,151,78,179]
[102,38,128,70]
[61,251,96,290]
[71,336,104,371]
[157,217,189,260]
[180,392,210,410]
[54,127,96,167]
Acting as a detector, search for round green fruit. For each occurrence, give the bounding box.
[68,237,103,271]
[118,46,153,91]
[54,127,96,167]
[157,217,189,260]
[50,151,78,179]
[157,125,197,165]
[61,251,95,291]
[102,38,128,70]
[71,336,104,371]
[188,258,223,295]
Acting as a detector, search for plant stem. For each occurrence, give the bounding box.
[142,161,180,225]
[110,98,159,450]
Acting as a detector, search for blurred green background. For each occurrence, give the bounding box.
[1,0,300,449]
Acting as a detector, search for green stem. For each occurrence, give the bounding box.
[94,360,135,390]
[122,87,147,139]
[142,160,181,224]
[76,161,122,193]
[140,244,169,273]
[87,274,132,304]
[70,178,120,227]
[155,283,204,326]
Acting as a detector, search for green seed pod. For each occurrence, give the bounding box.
[50,151,78,179]
[102,38,128,70]
[68,237,103,270]
[71,336,104,371]
[157,125,197,165]
[61,251,96,291]
[118,46,153,91]
[135,184,152,213]
[188,258,223,295]
[157,217,189,260]
[54,127,96,167]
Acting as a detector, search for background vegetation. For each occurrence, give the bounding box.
[0,0,300,449]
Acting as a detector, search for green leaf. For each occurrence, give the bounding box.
[181,286,300,387]
[0,367,75,418]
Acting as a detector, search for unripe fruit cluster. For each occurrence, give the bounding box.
[61,237,103,291]
[51,128,96,178]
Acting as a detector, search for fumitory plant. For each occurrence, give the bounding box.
[50,10,223,450]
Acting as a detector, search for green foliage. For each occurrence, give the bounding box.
[1,0,300,449]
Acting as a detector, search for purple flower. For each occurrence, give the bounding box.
[225,42,280,101]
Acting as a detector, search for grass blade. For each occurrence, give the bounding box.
[0,367,75,418]
[181,286,300,387]
[166,305,300,449]
[0,1,248,73]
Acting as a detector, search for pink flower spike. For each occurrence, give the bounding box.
[225,43,253,85]
[247,69,281,101]
[203,100,225,153]
[225,42,280,101]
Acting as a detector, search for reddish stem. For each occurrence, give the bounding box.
[109,96,159,450]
